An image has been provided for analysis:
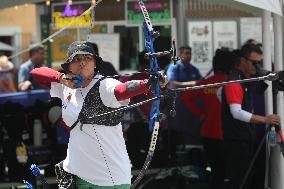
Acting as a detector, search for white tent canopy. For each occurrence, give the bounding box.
[0,41,14,51]
[234,0,283,15]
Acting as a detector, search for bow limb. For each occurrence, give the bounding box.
[130,121,160,189]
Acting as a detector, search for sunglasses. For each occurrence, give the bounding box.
[245,58,262,65]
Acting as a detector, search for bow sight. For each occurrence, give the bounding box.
[144,40,180,65]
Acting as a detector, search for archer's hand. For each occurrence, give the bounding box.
[60,74,77,89]
[146,74,168,89]
[145,75,157,89]
[265,114,281,125]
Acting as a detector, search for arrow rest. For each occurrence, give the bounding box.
[143,40,179,66]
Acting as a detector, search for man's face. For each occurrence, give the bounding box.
[241,52,262,77]
[32,49,45,66]
[180,49,191,64]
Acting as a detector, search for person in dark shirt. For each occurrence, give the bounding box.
[165,46,202,147]
[166,46,202,88]
[18,45,45,91]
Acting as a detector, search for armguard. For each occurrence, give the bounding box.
[114,80,149,101]
[31,67,63,88]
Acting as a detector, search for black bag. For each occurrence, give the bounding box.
[55,161,76,189]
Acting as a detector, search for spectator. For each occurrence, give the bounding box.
[0,55,16,94]
[166,46,202,88]
[221,44,280,189]
[18,45,45,91]
[85,42,118,76]
[180,48,238,189]
[165,46,202,159]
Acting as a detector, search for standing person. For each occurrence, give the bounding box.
[222,44,281,189]
[165,46,202,155]
[0,55,16,94]
[18,45,45,91]
[30,42,166,189]
[180,48,238,189]
[85,42,118,77]
[166,46,202,88]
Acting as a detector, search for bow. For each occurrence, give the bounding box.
[130,1,177,188]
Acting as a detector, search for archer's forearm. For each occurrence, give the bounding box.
[114,80,150,101]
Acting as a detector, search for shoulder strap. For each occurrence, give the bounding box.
[70,119,80,130]
[69,76,107,131]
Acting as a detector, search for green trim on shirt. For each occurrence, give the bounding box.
[75,176,130,189]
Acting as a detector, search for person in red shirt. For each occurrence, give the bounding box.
[180,48,238,189]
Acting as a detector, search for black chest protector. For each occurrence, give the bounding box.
[71,78,125,129]
[222,70,255,141]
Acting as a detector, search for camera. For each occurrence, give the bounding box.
[272,71,284,92]
[254,63,284,92]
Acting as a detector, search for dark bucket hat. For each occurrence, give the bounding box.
[61,41,95,72]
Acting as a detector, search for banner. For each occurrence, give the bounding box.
[126,0,171,24]
[52,1,92,29]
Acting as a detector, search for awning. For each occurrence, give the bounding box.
[234,0,283,15]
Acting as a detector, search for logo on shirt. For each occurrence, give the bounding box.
[203,87,217,95]
[67,92,72,101]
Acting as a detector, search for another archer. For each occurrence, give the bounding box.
[30,41,167,189]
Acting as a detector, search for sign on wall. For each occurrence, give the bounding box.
[240,17,262,45]
[126,0,171,24]
[188,21,213,76]
[213,21,238,51]
[52,2,92,29]
[87,34,120,71]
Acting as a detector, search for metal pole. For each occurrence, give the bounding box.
[262,10,273,189]
[176,0,186,48]
[271,4,284,189]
